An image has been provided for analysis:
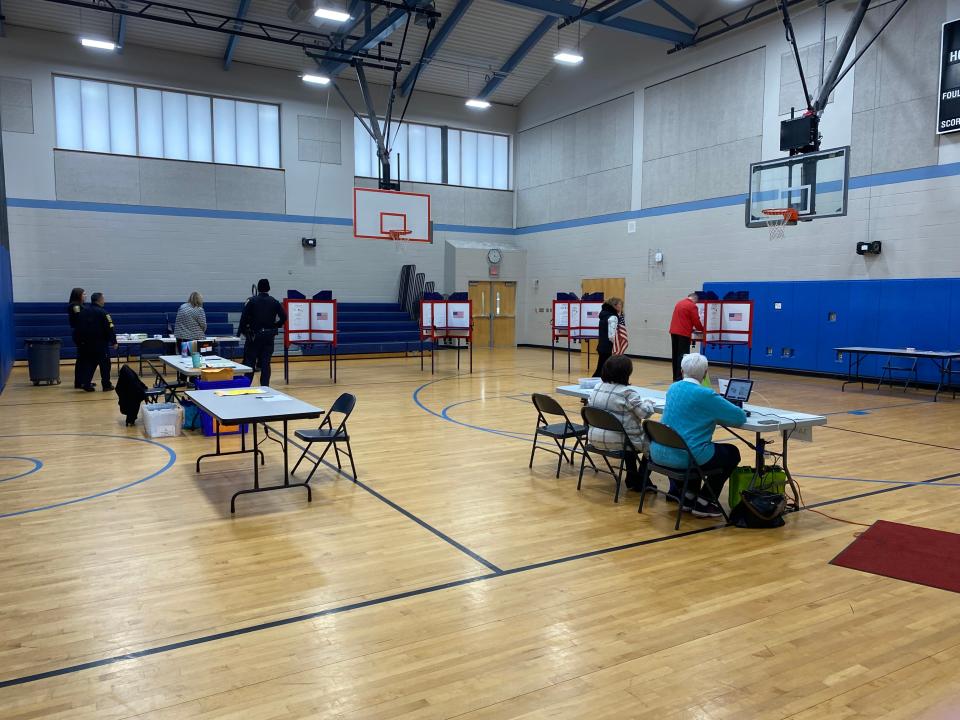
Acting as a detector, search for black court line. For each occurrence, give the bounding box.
[263,425,503,575]
[2,466,956,690]
[821,425,960,453]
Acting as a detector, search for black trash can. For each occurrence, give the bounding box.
[25,337,62,386]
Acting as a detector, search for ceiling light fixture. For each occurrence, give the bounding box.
[314,7,352,22]
[465,98,491,109]
[80,38,117,51]
[553,51,584,65]
[302,73,332,85]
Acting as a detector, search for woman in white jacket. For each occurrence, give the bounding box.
[588,354,657,492]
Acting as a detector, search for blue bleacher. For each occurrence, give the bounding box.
[14,300,425,360]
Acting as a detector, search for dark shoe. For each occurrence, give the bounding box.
[81,385,96,392]
[625,473,644,491]
[102,384,115,392]
[680,494,698,512]
[691,499,724,518]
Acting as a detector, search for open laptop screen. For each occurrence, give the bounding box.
[724,378,753,403]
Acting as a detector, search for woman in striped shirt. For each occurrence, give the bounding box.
[174,291,207,348]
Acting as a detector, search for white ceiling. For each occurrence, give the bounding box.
[0,0,764,106]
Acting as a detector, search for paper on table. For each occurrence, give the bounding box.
[257,395,288,402]
[214,388,266,396]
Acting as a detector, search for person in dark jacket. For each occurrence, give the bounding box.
[239,279,286,386]
[67,287,86,389]
[593,297,623,378]
[75,292,117,392]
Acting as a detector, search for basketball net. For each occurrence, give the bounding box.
[387,229,413,253]
[761,208,799,241]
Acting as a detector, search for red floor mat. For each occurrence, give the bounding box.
[830,520,960,594]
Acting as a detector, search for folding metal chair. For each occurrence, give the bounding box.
[144,359,187,403]
[139,338,166,376]
[877,357,918,392]
[639,419,730,530]
[292,393,357,482]
[578,406,640,503]
[528,393,593,478]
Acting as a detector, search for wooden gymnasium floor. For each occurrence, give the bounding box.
[1,347,960,719]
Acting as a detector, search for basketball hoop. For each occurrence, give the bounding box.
[761,208,799,241]
[387,228,413,253]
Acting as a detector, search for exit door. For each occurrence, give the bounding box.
[468,281,516,347]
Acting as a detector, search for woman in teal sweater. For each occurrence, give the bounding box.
[650,353,746,518]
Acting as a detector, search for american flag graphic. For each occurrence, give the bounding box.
[613,314,629,355]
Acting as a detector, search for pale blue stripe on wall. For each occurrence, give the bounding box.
[8,159,960,237]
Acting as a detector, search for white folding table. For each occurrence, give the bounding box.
[185,388,324,513]
[158,354,252,377]
[556,384,827,504]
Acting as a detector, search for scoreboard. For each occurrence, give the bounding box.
[938,19,960,134]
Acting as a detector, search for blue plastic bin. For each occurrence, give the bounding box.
[195,376,252,437]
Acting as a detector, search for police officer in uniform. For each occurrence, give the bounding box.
[67,287,87,389]
[240,279,286,387]
[75,292,118,392]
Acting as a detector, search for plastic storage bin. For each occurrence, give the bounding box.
[141,403,183,438]
[195,376,252,437]
[26,337,62,385]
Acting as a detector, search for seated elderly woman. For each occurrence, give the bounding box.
[650,352,746,518]
[587,355,657,492]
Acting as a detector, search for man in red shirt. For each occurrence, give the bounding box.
[669,291,705,381]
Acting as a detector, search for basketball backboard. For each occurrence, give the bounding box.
[354,187,431,242]
[746,146,850,228]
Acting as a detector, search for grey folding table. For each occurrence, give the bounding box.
[835,346,960,401]
[556,384,827,507]
[185,388,324,513]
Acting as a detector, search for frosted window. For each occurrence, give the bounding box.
[213,98,237,165]
[136,88,164,158]
[235,101,259,166]
[54,76,279,169]
[80,80,110,153]
[447,129,460,186]
[391,123,407,182]
[187,94,212,162]
[426,126,442,184]
[161,91,188,160]
[108,84,136,155]
[354,117,372,177]
[54,76,83,150]
[477,132,493,189]
[258,104,280,168]
[407,123,426,182]
[493,134,509,190]
[461,131,478,187]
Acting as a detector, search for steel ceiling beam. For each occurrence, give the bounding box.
[320,0,433,78]
[399,0,472,97]
[115,15,126,50]
[652,0,694,31]
[222,0,251,70]
[478,16,553,100]
[597,0,650,23]
[494,0,692,45]
[37,0,405,68]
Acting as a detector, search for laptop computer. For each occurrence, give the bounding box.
[723,378,754,407]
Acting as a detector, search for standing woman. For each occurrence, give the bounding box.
[67,287,86,389]
[174,291,207,349]
[593,297,623,378]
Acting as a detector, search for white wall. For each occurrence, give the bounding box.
[0,25,517,303]
[514,0,960,357]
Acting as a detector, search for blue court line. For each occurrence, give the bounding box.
[414,380,533,443]
[263,424,503,575]
[804,471,960,510]
[822,400,934,416]
[796,473,960,488]
[0,456,43,483]
[0,434,176,519]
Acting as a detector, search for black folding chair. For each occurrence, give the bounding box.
[139,338,167,376]
[144,359,187,402]
[640,419,730,530]
[578,406,641,503]
[528,393,593,478]
[876,357,918,392]
[292,393,357,482]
